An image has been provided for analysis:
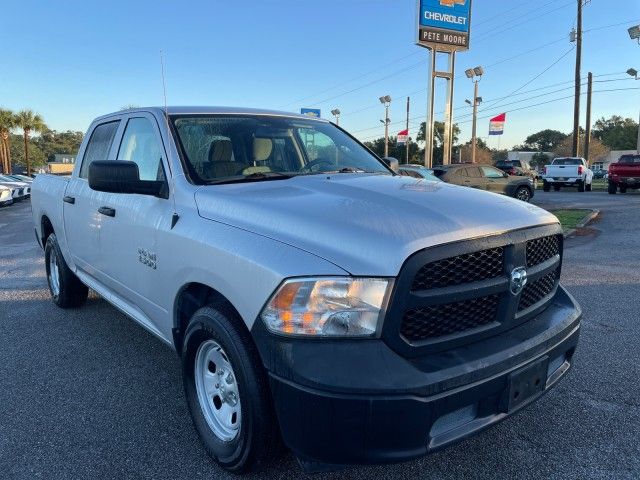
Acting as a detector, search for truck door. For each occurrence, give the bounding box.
[94,114,174,334]
[63,120,122,279]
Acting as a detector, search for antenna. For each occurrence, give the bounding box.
[160,50,179,228]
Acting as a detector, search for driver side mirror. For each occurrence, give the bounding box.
[382,157,400,173]
[88,161,167,198]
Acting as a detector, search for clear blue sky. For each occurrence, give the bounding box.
[1,0,639,148]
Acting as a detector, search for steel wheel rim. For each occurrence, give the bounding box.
[517,188,530,201]
[194,340,241,442]
[49,249,60,296]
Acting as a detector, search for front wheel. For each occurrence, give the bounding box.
[585,182,592,192]
[182,306,281,473]
[608,181,617,194]
[45,233,88,308]
[553,185,561,192]
[515,186,532,202]
[543,181,550,192]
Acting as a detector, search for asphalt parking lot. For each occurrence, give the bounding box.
[1,191,639,480]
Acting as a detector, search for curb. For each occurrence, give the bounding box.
[564,209,600,238]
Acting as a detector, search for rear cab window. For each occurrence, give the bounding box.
[79,121,120,179]
[618,155,640,164]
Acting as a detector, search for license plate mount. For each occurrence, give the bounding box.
[505,357,548,412]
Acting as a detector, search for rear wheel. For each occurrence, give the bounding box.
[608,181,617,194]
[515,186,532,202]
[577,180,585,192]
[553,185,561,191]
[543,181,550,192]
[620,186,627,194]
[45,233,88,308]
[182,306,281,473]
[585,182,592,192]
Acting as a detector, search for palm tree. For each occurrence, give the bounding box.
[15,109,47,175]
[0,109,16,174]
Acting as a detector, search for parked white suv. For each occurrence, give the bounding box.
[542,157,593,192]
[31,107,582,473]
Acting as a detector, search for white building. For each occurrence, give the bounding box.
[591,150,637,171]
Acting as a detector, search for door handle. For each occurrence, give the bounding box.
[63,196,75,204]
[98,206,116,217]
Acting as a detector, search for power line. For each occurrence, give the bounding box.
[356,81,638,141]
[279,1,581,110]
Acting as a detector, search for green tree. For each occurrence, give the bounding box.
[592,116,638,150]
[363,136,421,163]
[9,134,46,170]
[0,109,16,174]
[531,152,550,169]
[415,121,461,165]
[33,129,84,162]
[15,110,47,175]
[524,129,567,152]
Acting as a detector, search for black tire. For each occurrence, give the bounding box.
[515,186,532,202]
[182,306,281,473]
[44,233,88,308]
[543,181,550,192]
[585,182,592,192]
[577,180,585,192]
[620,186,627,194]
[553,185,561,191]
[608,181,617,194]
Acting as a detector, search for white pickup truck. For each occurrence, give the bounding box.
[31,107,582,473]
[542,157,593,192]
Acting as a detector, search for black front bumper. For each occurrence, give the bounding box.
[252,285,581,467]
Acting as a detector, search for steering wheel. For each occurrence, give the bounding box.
[299,158,335,174]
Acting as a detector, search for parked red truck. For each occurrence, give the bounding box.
[608,154,640,194]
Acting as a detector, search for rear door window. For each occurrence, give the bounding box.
[79,121,120,179]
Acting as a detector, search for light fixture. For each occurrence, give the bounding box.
[379,95,391,104]
[473,66,484,77]
[476,96,483,104]
[331,109,341,116]
[627,68,638,78]
[629,25,640,40]
[465,69,475,79]
[465,99,472,105]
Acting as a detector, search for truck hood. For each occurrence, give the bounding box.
[195,174,558,276]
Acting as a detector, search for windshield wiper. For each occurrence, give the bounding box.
[205,172,294,185]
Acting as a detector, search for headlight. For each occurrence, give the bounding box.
[260,277,391,337]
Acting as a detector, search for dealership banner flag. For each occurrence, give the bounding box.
[397,129,409,144]
[489,113,506,136]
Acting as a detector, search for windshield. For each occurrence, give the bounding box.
[170,115,391,184]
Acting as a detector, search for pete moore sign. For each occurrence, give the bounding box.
[417,0,473,50]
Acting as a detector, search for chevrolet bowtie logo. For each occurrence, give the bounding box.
[440,0,466,6]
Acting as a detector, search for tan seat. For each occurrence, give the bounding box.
[203,139,245,179]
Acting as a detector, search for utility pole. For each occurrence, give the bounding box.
[406,96,410,164]
[572,0,583,157]
[584,72,593,164]
[379,96,392,158]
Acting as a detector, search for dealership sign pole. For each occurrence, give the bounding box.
[417,0,472,167]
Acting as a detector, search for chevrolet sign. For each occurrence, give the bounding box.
[417,0,473,51]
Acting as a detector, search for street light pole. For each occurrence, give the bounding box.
[471,80,479,163]
[465,67,484,164]
[627,69,640,153]
[331,109,341,126]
